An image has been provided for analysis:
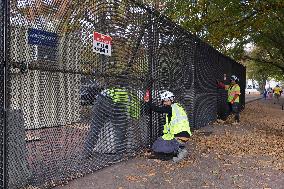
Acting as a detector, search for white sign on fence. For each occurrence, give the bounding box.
[93,32,112,56]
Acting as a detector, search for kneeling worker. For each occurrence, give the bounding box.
[144,90,192,162]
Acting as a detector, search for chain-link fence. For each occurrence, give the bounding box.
[1,0,7,187]
[2,0,245,188]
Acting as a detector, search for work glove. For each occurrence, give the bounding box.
[144,89,150,102]
[216,80,225,89]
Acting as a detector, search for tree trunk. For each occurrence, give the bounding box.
[258,78,267,92]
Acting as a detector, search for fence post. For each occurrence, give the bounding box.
[147,13,154,145]
[0,0,4,188]
[3,0,10,188]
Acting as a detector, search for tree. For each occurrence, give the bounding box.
[153,0,284,74]
[246,3,284,74]
[245,46,284,91]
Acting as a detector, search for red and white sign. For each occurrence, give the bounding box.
[93,32,112,56]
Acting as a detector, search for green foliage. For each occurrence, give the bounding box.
[245,47,284,90]
[246,60,283,81]
[155,0,284,73]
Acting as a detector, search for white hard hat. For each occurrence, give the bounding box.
[160,91,174,101]
[230,75,239,82]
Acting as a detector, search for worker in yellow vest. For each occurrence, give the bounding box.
[144,90,192,163]
[84,85,141,159]
[217,75,241,124]
[273,85,282,104]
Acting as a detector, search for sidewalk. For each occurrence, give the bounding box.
[54,98,284,189]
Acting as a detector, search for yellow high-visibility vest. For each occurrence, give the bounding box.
[107,88,140,119]
[273,87,281,95]
[162,103,192,140]
[226,84,241,103]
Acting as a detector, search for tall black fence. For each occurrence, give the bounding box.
[1,0,7,187]
[2,0,246,188]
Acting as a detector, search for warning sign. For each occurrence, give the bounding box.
[93,32,112,56]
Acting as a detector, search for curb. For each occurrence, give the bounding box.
[245,97,263,104]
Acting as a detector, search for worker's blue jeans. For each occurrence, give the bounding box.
[84,95,128,156]
[152,137,181,154]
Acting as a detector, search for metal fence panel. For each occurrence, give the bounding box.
[0,0,4,187]
[216,54,232,119]
[147,13,197,140]
[194,42,219,128]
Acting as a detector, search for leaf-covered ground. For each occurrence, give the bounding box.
[55,98,284,189]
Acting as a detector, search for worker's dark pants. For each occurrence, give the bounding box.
[84,95,128,156]
[228,102,240,122]
[274,94,280,103]
[152,137,182,154]
[263,92,267,100]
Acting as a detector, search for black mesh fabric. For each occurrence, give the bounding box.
[1,0,6,187]
[3,0,246,188]
[0,0,4,187]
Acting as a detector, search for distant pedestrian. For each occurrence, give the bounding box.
[273,85,282,104]
[268,88,273,99]
[263,89,267,100]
